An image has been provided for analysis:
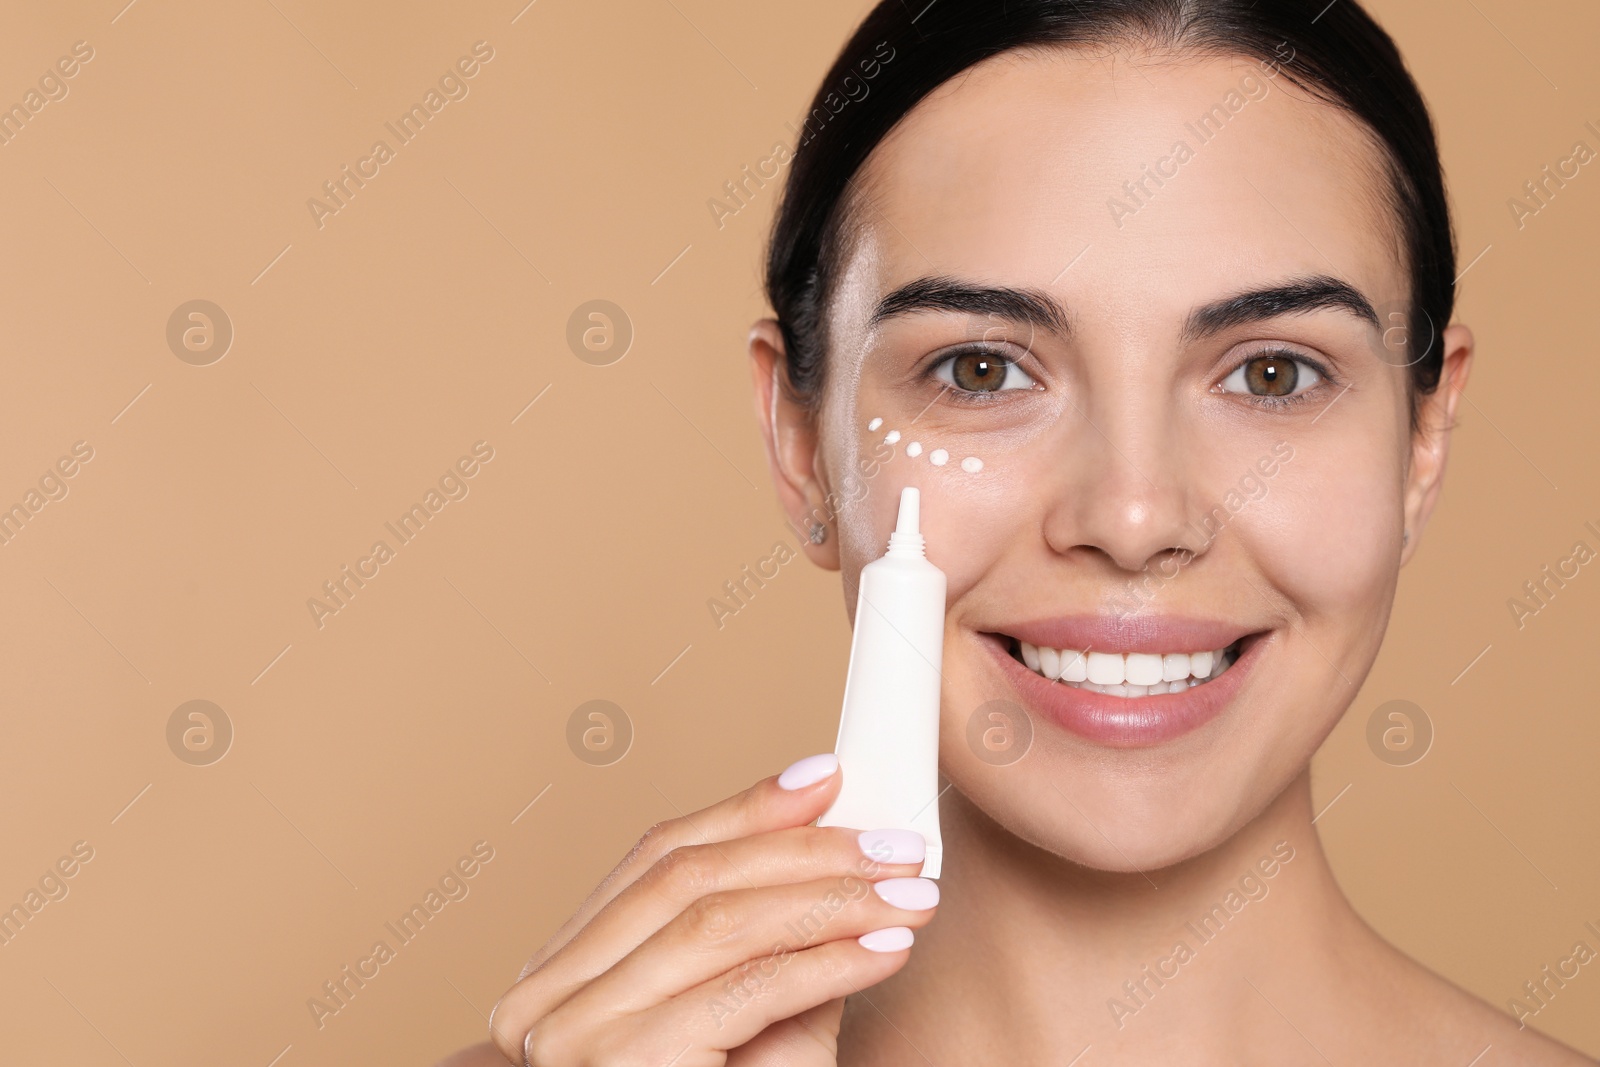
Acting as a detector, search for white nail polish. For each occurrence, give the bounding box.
[858,926,915,952]
[873,877,940,910]
[858,829,925,864]
[778,753,839,790]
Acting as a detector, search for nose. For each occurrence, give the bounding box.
[1040,401,1202,574]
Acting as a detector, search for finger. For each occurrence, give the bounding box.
[515,754,844,983]
[557,873,938,1019]
[492,753,847,1061]
[536,754,844,974]
[496,825,926,1039]
[529,931,916,1067]
[726,999,845,1067]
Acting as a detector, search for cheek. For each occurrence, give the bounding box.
[837,443,1027,599]
[926,466,1030,596]
[1244,430,1405,624]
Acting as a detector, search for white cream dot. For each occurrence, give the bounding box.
[906,441,923,457]
[961,456,983,473]
[929,449,949,466]
[884,430,900,444]
[867,417,883,431]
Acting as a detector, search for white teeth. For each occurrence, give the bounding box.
[1125,652,1163,686]
[1014,640,1238,696]
[1039,646,1061,680]
[1059,649,1088,682]
[1086,651,1125,685]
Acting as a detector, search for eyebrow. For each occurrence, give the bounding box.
[1181,275,1380,342]
[867,273,1380,343]
[869,276,1072,337]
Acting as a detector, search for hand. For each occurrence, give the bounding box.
[485,753,939,1065]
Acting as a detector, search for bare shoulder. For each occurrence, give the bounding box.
[1363,937,1596,1065]
[433,1041,510,1067]
[1432,984,1594,1064]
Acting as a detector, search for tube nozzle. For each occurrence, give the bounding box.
[895,487,920,535]
[887,487,925,556]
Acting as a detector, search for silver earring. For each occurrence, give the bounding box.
[1402,530,1410,547]
[808,521,828,545]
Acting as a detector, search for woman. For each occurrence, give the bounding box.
[449,0,1592,1062]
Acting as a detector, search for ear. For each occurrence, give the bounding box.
[747,318,840,570]
[1400,322,1474,566]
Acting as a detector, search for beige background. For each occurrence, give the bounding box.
[0,0,1595,1061]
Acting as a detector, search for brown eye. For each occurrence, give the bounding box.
[1218,351,1323,402]
[935,350,1035,393]
[952,352,1005,391]
[1216,351,1318,403]
[1244,354,1297,395]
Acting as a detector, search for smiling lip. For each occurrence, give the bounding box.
[980,616,1268,747]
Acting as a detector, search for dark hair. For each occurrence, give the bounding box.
[763,0,1455,424]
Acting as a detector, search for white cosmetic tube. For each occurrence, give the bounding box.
[817,486,946,877]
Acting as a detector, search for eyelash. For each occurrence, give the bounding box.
[920,345,1340,409]
[1217,347,1339,409]
[923,345,1036,403]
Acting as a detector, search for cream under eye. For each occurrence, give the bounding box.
[930,348,1038,394]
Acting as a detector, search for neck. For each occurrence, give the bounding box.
[842,770,1375,1063]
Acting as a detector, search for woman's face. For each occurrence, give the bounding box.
[759,47,1469,870]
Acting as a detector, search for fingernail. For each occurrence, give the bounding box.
[858,926,915,952]
[873,877,940,910]
[777,753,839,790]
[858,829,925,864]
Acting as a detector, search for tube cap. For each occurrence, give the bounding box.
[887,487,924,555]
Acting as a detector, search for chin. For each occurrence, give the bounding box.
[952,760,1277,874]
